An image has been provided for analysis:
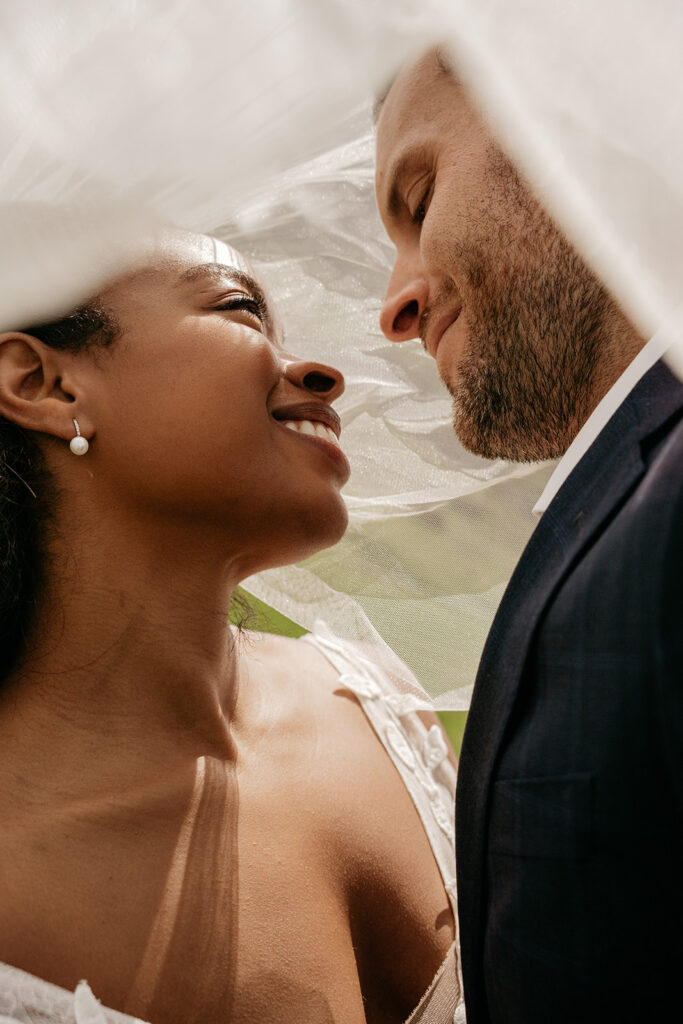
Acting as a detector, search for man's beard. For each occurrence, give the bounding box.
[442,164,618,463]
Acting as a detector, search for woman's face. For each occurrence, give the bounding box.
[79,233,350,572]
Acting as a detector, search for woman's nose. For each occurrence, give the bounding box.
[282,358,345,403]
[379,261,429,342]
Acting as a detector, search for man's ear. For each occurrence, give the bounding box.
[0,332,88,442]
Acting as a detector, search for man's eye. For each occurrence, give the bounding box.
[411,182,433,226]
[214,295,267,324]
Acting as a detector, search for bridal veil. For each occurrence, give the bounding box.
[2,0,680,708]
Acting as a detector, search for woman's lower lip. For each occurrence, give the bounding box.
[277,423,351,479]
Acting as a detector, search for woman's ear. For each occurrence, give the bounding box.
[0,332,85,442]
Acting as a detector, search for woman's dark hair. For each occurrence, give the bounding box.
[0,304,120,680]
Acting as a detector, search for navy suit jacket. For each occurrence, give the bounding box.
[456,361,683,1023]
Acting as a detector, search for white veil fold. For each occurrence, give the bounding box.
[1,0,679,708]
[444,0,683,378]
[222,130,552,708]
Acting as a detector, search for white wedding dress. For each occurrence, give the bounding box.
[0,625,464,1024]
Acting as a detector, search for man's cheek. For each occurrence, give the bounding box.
[422,217,458,281]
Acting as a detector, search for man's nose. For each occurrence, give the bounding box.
[379,262,429,342]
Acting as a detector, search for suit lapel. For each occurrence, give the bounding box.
[455,360,683,1012]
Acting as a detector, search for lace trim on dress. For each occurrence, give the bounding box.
[404,942,461,1024]
[301,622,465,1023]
[0,965,149,1024]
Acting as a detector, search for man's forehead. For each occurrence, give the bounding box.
[376,51,457,187]
[378,49,454,141]
[375,50,481,222]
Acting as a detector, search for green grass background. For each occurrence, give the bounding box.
[234,590,467,756]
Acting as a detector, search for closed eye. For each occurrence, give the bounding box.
[213,293,269,326]
[411,181,433,226]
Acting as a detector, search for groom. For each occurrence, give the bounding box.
[374,47,683,1023]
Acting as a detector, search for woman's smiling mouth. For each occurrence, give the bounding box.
[281,418,341,447]
[271,402,349,479]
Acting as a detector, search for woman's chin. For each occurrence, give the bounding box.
[259,501,349,573]
[310,507,349,554]
[297,504,348,560]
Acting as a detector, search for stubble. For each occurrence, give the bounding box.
[443,153,620,462]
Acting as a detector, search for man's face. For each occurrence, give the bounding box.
[375,48,622,462]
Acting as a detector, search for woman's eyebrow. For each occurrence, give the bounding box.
[180,262,275,333]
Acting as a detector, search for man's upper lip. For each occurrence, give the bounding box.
[271,402,342,438]
[423,307,462,360]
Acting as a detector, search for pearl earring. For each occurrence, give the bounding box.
[69,418,89,456]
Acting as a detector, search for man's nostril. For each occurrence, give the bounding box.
[393,299,419,334]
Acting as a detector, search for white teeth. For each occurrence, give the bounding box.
[281,419,340,448]
[322,425,340,447]
[298,420,318,438]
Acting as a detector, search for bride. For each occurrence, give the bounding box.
[0,231,461,1024]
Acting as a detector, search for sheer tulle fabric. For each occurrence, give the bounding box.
[445,0,683,379]
[1,0,679,707]
[0,968,146,1023]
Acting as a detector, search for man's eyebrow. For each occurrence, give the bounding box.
[180,263,275,332]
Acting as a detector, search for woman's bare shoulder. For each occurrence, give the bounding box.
[234,628,344,708]
[236,627,331,669]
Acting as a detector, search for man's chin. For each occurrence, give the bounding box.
[451,392,571,463]
[451,404,502,461]
[450,369,533,462]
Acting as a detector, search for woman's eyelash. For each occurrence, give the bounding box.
[214,294,268,323]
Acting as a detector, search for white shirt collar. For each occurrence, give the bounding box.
[532,328,674,517]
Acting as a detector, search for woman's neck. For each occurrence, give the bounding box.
[0,512,254,801]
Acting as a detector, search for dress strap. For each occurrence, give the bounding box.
[403,942,464,1024]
